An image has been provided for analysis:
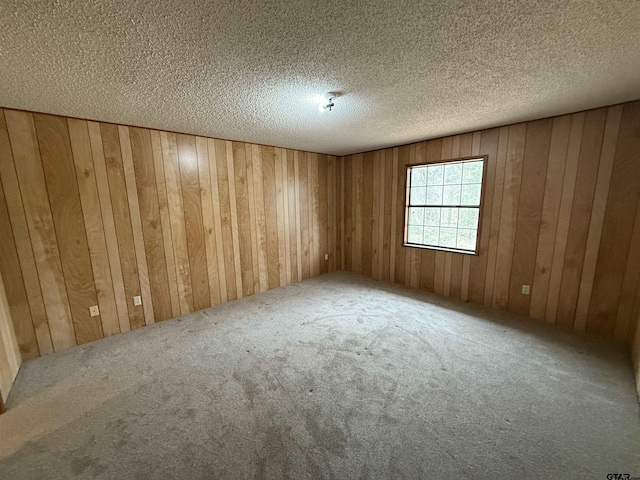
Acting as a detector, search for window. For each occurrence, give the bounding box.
[404,156,485,254]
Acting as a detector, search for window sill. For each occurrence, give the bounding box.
[403,242,478,256]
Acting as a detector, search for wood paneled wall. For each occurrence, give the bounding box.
[634,309,640,397]
[0,109,340,360]
[339,101,640,344]
[0,270,21,410]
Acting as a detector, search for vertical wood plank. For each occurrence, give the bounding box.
[160,131,194,314]
[362,152,374,278]
[508,118,553,315]
[389,149,399,282]
[492,123,527,309]
[68,119,120,336]
[119,126,155,325]
[294,151,303,281]
[5,110,76,350]
[588,101,640,335]
[468,128,499,304]
[129,127,172,321]
[529,115,572,320]
[178,134,211,310]
[245,144,261,293]
[483,127,509,306]
[34,114,102,344]
[343,156,353,272]
[353,154,364,275]
[252,145,269,292]
[275,148,287,285]
[207,139,229,303]
[574,106,623,330]
[287,150,299,282]
[382,149,394,282]
[262,146,280,289]
[394,146,409,285]
[545,113,585,323]
[150,130,181,317]
[196,137,221,306]
[0,110,51,356]
[225,142,243,297]
[0,178,39,359]
[89,122,130,333]
[299,153,311,279]
[556,109,607,327]
[310,153,321,278]
[318,155,329,275]
[614,195,640,340]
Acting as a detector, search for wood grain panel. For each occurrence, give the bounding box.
[556,109,607,327]
[0,178,38,359]
[130,127,172,321]
[319,155,329,275]
[161,131,195,314]
[119,126,154,326]
[245,144,261,293]
[588,101,640,336]
[309,153,320,278]
[529,116,572,320]
[275,148,287,284]
[507,118,552,315]
[574,107,623,330]
[484,127,509,306]
[5,110,76,351]
[468,128,499,304]
[150,130,181,316]
[232,141,253,296]
[262,146,280,290]
[68,119,120,337]
[225,142,243,298]
[286,150,299,282]
[0,111,46,358]
[362,152,374,277]
[34,114,102,344]
[101,123,145,329]
[178,134,211,310]
[493,123,526,309]
[544,113,585,323]
[196,137,221,306]
[207,139,229,303]
[299,153,311,280]
[89,122,130,333]
[343,155,352,272]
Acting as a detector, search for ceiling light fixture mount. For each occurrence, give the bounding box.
[317,92,341,112]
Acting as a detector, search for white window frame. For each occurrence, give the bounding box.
[403,155,487,255]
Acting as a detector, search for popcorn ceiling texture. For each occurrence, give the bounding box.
[1,0,639,156]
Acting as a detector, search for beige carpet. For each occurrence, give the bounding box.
[0,271,638,479]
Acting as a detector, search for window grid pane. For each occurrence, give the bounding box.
[406,158,483,253]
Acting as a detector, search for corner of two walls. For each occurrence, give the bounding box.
[0,108,342,361]
[336,100,640,352]
[1,100,639,387]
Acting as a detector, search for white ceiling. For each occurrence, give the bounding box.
[1,1,639,156]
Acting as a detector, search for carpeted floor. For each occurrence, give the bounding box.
[0,271,638,479]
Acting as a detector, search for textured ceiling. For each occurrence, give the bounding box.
[1,1,639,156]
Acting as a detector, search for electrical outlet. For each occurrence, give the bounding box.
[324,253,329,261]
[133,295,142,306]
[89,305,100,317]
[522,285,530,295]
